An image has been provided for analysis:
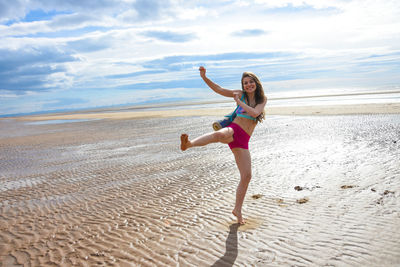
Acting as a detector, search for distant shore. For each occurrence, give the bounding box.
[7,102,400,122]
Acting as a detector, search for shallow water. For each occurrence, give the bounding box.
[0,114,399,266]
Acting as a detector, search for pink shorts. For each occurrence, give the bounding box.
[227,123,250,150]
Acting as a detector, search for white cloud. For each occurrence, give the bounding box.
[0,0,28,22]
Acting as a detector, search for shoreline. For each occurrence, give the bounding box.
[6,102,400,122]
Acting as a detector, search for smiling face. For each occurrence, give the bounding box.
[242,76,257,94]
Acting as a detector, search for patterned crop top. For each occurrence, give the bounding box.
[235,94,257,121]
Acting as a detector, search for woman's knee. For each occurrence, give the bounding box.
[213,130,229,142]
[240,172,252,183]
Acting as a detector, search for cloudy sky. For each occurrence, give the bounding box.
[1,0,400,116]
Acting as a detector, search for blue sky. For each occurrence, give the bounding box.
[1,0,400,116]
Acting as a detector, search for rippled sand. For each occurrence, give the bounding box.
[1,113,400,266]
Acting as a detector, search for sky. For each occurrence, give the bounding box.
[1,0,400,116]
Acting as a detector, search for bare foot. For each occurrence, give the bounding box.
[180,134,190,151]
[232,209,245,225]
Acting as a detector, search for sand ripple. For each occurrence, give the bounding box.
[1,115,399,266]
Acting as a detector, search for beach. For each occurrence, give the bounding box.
[1,103,400,266]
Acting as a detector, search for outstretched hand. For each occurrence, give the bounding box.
[199,66,206,78]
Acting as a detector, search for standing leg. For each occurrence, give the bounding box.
[180,127,234,151]
[231,148,252,225]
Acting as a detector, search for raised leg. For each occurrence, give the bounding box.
[180,127,234,151]
[231,148,252,225]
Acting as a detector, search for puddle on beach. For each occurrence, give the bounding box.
[217,217,264,232]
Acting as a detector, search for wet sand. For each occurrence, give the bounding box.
[1,105,400,266]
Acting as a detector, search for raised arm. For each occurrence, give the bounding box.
[199,66,240,98]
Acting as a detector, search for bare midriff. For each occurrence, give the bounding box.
[233,116,257,136]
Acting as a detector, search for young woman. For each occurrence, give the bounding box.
[180,66,267,225]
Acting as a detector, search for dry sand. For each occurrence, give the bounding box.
[1,104,400,266]
[13,102,400,122]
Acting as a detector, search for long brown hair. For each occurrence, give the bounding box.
[241,72,266,122]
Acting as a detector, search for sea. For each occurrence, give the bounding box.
[1,88,400,121]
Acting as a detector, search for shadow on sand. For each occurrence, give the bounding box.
[211,223,239,267]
